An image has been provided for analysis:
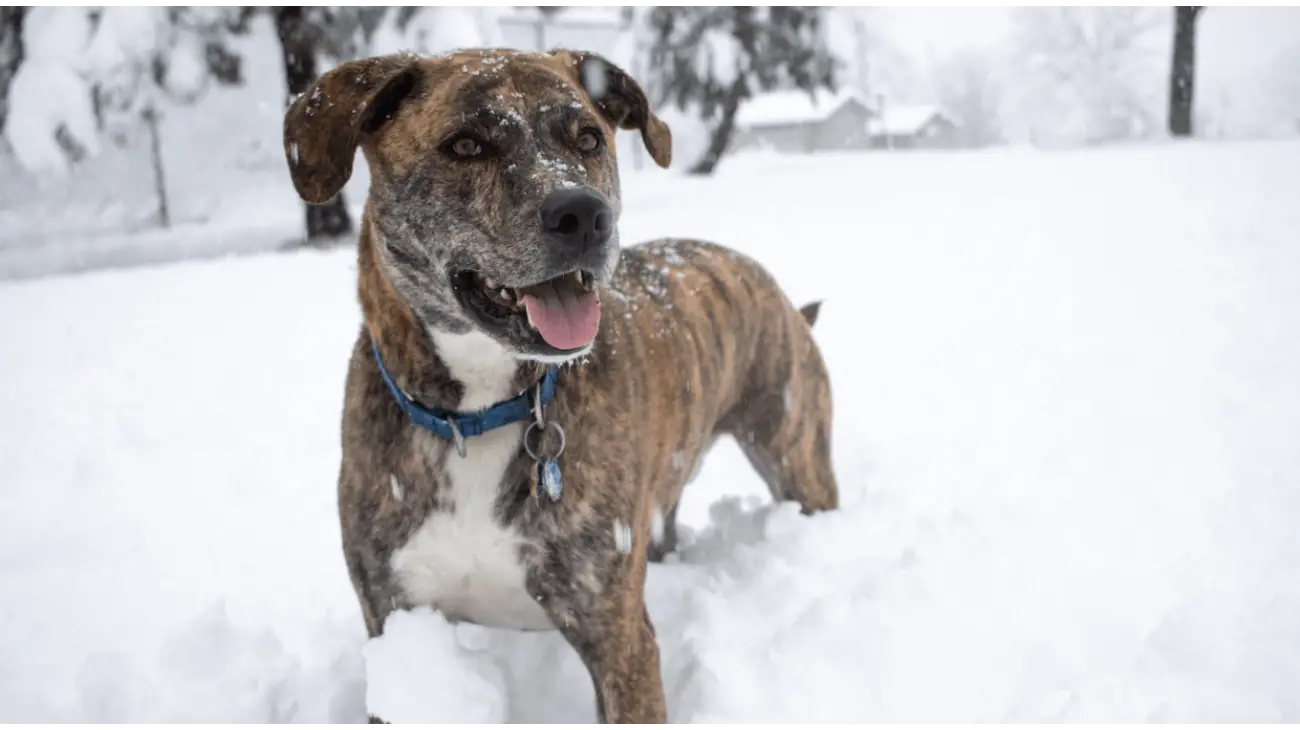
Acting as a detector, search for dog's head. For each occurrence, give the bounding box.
[283,49,671,361]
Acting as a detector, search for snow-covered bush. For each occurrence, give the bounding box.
[2,7,248,176]
[369,8,505,58]
[1001,7,1167,148]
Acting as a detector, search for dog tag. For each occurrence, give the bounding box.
[537,458,563,501]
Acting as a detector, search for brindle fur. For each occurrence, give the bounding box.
[284,49,838,723]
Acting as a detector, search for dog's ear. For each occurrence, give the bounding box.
[283,53,421,205]
[554,50,672,169]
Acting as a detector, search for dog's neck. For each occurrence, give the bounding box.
[358,212,545,413]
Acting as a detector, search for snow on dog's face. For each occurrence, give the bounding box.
[283,49,671,361]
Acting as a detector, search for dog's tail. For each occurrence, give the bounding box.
[799,300,822,328]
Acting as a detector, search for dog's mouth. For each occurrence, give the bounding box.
[451,268,601,352]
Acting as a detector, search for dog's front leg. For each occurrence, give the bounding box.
[527,521,666,723]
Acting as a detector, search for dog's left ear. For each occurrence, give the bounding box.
[554,50,672,169]
[283,53,421,205]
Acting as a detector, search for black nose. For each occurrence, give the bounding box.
[540,188,613,253]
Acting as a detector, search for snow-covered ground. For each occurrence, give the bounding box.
[2,142,1298,722]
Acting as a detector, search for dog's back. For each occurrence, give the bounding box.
[561,237,838,521]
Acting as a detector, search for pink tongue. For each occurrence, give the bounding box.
[521,283,601,350]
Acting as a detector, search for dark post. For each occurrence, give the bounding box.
[536,6,565,51]
[143,106,170,228]
[1169,6,1203,138]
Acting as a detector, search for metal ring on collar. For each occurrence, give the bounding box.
[448,419,467,458]
[532,382,545,427]
[523,420,566,462]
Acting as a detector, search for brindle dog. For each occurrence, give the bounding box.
[283,48,839,723]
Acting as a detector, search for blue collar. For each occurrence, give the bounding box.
[370,339,559,449]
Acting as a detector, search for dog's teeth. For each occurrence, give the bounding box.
[572,271,583,285]
[499,288,512,301]
[484,277,498,289]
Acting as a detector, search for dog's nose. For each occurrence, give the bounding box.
[540,189,613,253]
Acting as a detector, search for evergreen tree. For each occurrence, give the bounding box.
[645,7,837,175]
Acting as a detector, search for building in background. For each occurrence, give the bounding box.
[731,88,875,153]
[868,105,960,150]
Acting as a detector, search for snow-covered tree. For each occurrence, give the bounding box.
[1266,41,1300,136]
[645,6,838,175]
[368,7,504,57]
[1003,7,1164,147]
[820,8,917,107]
[514,6,564,50]
[1168,6,1204,138]
[0,7,25,135]
[2,8,249,177]
[931,48,1003,147]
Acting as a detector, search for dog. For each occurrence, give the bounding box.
[282,48,839,723]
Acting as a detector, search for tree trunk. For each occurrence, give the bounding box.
[274,6,352,243]
[1168,6,1202,138]
[688,80,746,176]
[0,6,26,134]
[143,106,170,228]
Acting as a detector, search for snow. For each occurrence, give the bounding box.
[2,9,99,175]
[2,61,101,175]
[736,87,867,129]
[80,8,167,76]
[158,33,212,104]
[363,608,508,723]
[19,7,94,62]
[821,9,861,69]
[0,14,344,259]
[1,6,217,177]
[3,141,1300,721]
[370,8,505,58]
[77,8,170,133]
[581,57,609,100]
[696,28,741,87]
[506,6,624,25]
[414,9,495,55]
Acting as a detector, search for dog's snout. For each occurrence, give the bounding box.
[541,189,613,253]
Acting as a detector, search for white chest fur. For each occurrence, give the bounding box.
[388,330,554,631]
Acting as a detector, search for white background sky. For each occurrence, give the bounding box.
[590,0,1300,88]
[886,6,1300,89]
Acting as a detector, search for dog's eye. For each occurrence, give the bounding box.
[446,135,486,159]
[576,129,603,154]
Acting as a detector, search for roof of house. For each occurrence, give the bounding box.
[867,105,957,136]
[736,88,869,129]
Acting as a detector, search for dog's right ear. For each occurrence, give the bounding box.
[283,53,421,205]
